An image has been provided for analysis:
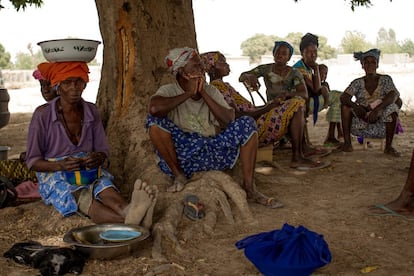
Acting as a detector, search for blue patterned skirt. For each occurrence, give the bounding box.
[36,152,116,217]
[146,115,257,178]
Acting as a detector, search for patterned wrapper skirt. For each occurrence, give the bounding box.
[145,115,257,179]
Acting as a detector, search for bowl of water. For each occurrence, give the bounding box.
[63,223,150,259]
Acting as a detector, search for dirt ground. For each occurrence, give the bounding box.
[0,111,413,276]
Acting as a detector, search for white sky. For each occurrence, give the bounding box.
[0,0,412,62]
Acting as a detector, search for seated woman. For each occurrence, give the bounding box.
[203,46,329,170]
[25,62,157,226]
[339,48,401,157]
[293,33,330,124]
[146,47,282,208]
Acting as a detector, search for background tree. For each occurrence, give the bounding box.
[317,35,337,60]
[13,43,45,69]
[240,33,280,63]
[400,39,414,57]
[0,43,12,68]
[285,32,303,55]
[340,30,373,53]
[376,27,401,54]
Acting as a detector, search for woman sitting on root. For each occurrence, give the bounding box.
[25,62,157,226]
[146,47,283,208]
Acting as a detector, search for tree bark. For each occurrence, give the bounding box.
[94,0,197,193]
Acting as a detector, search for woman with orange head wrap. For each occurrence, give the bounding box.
[25,61,158,225]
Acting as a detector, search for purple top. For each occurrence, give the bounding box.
[25,97,110,169]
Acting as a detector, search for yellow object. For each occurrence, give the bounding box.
[257,145,273,162]
[360,266,380,273]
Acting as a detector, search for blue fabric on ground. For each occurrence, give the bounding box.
[235,223,332,276]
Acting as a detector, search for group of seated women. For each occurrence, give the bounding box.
[24,33,406,223]
[201,33,402,160]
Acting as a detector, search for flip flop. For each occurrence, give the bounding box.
[15,181,41,199]
[259,197,284,209]
[183,195,205,221]
[247,195,285,209]
[303,147,331,158]
[291,160,331,171]
[369,204,414,220]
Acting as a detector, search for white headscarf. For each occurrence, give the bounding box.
[165,47,198,76]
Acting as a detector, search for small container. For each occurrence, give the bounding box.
[64,167,101,186]
[0,146,10,160]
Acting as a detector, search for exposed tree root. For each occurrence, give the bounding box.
[149,170,255,262]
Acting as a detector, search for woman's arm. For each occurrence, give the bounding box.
[199,85,235,128]
[148,93,193,117]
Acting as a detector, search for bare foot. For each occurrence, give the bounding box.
[141,185,158,229]
[124,179,157,226]
[166,174,187,192]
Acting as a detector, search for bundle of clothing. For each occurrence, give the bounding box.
[3,240,86,276]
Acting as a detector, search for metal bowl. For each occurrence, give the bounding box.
[37,38,101,63]
[63,223,150,259]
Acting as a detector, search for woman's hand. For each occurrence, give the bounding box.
[59,156,83,171]
[268,96,285,108]
[353,104,367,119]
[367,108,381,123]
[242,74,260,91]
[185,74,205,96]
[83,152,107,169]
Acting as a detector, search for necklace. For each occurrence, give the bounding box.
[57,100,83,144]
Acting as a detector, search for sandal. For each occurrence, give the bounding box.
[183,195,205,220]
[0,176,17,208]
[252,195,284,209]
[303,147,331,158]
[290,160,331,171]
[323,138,341,147]
[296,160,331,171]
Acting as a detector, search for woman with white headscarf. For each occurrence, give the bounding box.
[146,47,283,208]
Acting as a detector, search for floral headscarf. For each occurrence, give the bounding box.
[200,51,221,74]
[353,48,381,64]
[32,69,45,80]
[165,47,198,76]
[272,41,294,58]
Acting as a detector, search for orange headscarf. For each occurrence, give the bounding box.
[37,62,89,87]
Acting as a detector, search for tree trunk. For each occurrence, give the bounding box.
[94,0,197,193]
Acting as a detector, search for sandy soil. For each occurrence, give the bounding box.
[0,112,413,276]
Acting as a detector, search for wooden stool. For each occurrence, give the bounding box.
[256,145,274,162]
[363,138,384,151]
